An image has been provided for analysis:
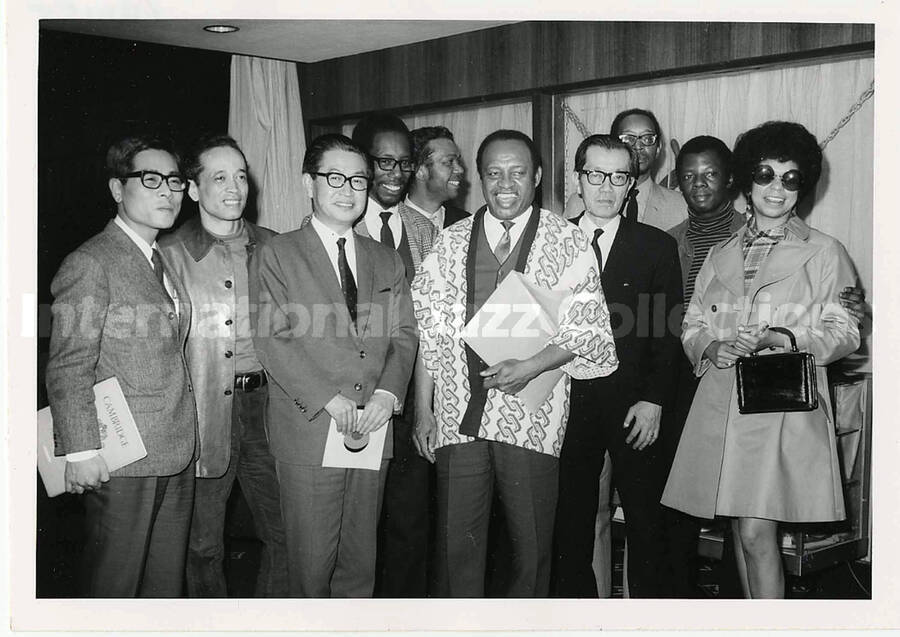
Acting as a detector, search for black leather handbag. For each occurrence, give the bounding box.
[735,326,818,414]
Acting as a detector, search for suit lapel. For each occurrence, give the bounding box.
[355,238,376,339]
[301,225,351,320]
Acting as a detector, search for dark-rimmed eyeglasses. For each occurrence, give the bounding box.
[578,169,632,187]
[120,170,187,191]
[618,133,658,148]
[313,172,370,191]
[371,156,414,173]
[751,164,804,192]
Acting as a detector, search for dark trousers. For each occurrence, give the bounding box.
[554,378,666,598]
[434,440,558,598]
[658,357,703,598]
[186,385,288,597]
[81,460,194,597]
[376,414,434,597]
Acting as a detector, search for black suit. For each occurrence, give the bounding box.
[553,215,682,598]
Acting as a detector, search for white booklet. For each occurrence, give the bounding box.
[461,271,570,412]
[322,408,388,471]
[38,377,148,497]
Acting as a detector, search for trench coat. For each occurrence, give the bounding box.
[660,216,860,522]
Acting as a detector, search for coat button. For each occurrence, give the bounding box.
[360,351,366,359]
[224,389,232,396]
[225,319,233,326]
[354,383,362,391]
[168,311,176,320]
[225,280,233,288]
[225,351,233,358]
[711,304,717,312]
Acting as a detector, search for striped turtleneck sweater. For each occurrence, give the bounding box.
[683,201,738,310]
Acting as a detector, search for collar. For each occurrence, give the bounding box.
[483,205,534,233]
[368,197,398,215]
[404,195,443,221]
[744,211,803,245]
[114,214,157,262]
[310,213,355,244]
[579,211,621,235]
[177,215,255,262]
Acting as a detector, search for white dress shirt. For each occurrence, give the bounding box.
[404,195,444,231]
[310,214,358,282]
[364,198,403,245]
[483,206,534,253]
[67,216,180,463]
[578,212,621,272]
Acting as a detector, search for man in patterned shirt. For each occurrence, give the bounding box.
[411,130,619,597]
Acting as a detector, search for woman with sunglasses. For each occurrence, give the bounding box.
[660,121,860,598]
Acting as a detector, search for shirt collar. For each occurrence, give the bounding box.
[310,213,354,245]
[404,195,443,222]
[114,214,157,262]
[368,197,398,215]
[579,212,621,235]
[484,205,533,232]
[178,215,251,262]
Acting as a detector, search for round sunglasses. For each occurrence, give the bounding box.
[751,164,804,192]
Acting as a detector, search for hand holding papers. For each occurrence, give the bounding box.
[37,377,148,497]
[462,271,570,412]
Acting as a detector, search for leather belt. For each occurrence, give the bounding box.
[234,370,267,392]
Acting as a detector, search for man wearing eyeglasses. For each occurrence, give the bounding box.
[253,134,417,597]
[158,134,287,598]
[552,134,682,598]
[609,108,687,232]
[45,135,196,597]
[351,113,438,597]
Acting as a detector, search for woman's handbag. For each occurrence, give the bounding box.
[735,327,818,414]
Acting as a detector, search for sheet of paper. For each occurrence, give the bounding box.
[461,271,570,412]
[322,408,388,471]
[37,377,148,497]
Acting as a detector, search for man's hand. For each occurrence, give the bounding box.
[481,358,539,395]
[623,401,662,451]
[65,455,110,494]
[704,340,741,369]
[413,407,438,463]
[356,392,394,435]
[325,393,358,434]
[840,286,867,323]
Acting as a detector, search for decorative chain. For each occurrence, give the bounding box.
[819,80,874,150]
[560,99,591,139]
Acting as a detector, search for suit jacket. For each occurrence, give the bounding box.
[253,222,418,465]
[46,219,196,477]
[443,204,470,228]
[159,217,276,478]
[640,179,687,232]
[354,200,436,272]
[571,214,683,407]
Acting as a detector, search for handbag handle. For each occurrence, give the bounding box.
[750,326,798,355]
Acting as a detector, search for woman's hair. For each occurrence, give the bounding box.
[732,121,822,200]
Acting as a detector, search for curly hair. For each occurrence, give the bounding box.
[410,125,455,168]
[732,121,822,201]
[351,111,411,156]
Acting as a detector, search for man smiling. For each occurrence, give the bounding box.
[406,125,469,230]
[160,134,287,598]
[412,130,618,597]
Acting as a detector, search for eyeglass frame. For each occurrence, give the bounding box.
[312,171,371,192]
[370,156,415,173]
[751,164,805,192]
[119,170,187,191]
[618,133,659,148]
[578,169,633,187]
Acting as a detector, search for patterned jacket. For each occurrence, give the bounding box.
[411,207,619,457]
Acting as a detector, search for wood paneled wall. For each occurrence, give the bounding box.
[298,21,873,124]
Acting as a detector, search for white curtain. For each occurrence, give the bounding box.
[229,55,310,233]
[562,55,874,369]
[342,100,533,214]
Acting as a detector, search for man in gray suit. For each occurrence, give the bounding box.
[45,134,196,597]
[254,133,418,597]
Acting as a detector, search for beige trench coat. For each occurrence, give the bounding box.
[661,216,860,522]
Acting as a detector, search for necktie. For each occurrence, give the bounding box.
[337,238,358,326]
[494,220,514,264]
[151,248,173,304]
[592,227,605,271]
[625,188,639,222]
[379,211,396,250]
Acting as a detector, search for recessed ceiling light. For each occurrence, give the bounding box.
[204,24,239,34]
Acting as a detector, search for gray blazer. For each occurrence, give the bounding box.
[641,179,688,232]
[46,220,197,478]
[253,222,418,465]
[354,201,437,269]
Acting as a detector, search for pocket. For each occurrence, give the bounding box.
[125,392,166,414]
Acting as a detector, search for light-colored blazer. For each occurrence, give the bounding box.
[46,220,196,478]
[641,179,687,232]
[253,222,418,465]
[354,201,437,270]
